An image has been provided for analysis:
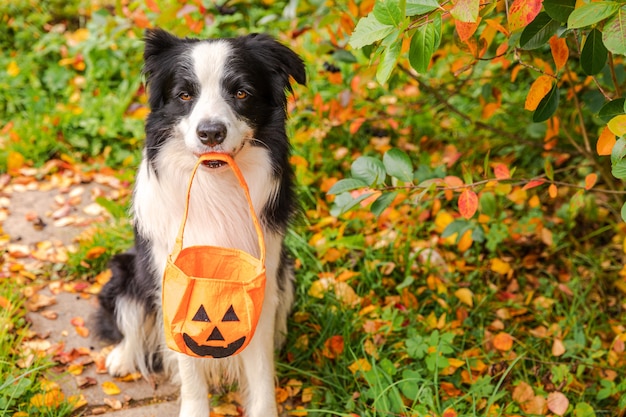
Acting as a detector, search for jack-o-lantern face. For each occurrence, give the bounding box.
[182,304,246,358]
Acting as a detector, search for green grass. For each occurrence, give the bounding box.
[0,282,74,417]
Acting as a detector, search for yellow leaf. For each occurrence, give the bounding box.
[101,381,121,395]
[608,115,626,136]
[524,75,553,111]
[69,394,88,410]
[67,363,84,375]
[7,60,20,77]
[597,126,616,156]
[491,258,511,275]
[454,288,474,307]
[348,358,371,375]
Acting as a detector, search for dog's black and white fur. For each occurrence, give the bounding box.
[94,28,305,417]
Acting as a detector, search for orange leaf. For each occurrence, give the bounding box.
[70,317,85,327]
[145,0,160,13]
[275,387,289,403]
[458,189,478,219]
[522,179,545,190]
[86,246,107,260]
[597,126,616,156]
[548,183,558,198]
[493,163,511,179]
[508,0,543,32]
[524,75,553,111]
[75,326,90,337]
[549,35,568,71]
[493,332,514,351]
[455,19,480,42]
[7,151,25,174]
[547,392,569,416]
[584,173,597,190]
[323,335,345,358]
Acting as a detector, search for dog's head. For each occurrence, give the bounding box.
[142,29,306,168]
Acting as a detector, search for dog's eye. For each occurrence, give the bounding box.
[235,90,248,100]
[178,92,192,101]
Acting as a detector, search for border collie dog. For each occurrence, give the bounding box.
[95,28,305,417]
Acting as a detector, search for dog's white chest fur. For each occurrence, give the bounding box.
[133,143,277,280]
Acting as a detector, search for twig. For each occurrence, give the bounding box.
[608,52,622,98]
[375,175,626,195]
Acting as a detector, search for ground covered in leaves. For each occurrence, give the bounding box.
[1,1,626,417]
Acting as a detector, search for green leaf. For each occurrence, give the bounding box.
[611,137,626,165]
[573,402,596,417]
[406,0,439,15]
[327,178,368,195]
[330,191,374,216]
[351,156,387,186]
[479,192,496,217]
[581,28,608,75]
[374,0,403,26]
[533,83,559,122]
[611,158,626,179]
[602,6,626,55]
[621,202,626,222]
[349,13,395,49]
[383,148,414,182]
[371,191,399,216]
[567,2,620,29]
[376,38,402,84]
[409,22,438,73]
[598,98,626,123]
[543,0,576,22]
[520,12,561,50]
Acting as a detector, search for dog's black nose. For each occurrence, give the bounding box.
[197,121,227,146]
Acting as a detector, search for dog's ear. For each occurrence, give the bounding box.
[143,29,184,110]
[244,34,306,91]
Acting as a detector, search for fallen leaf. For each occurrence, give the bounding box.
[493,332,514,351]
[547,391,569,415]
[491,258,511,275]
[348,358,371,374]
[552,338,566,356]
[512,381,535,404]
[67,363,84,375]
[103,397,123,410]
[454,288,474,307]
[75,376,97,389]
[102,381,121,395]
[276,387,289,403]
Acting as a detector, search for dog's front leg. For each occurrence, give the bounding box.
[240,319,279,417]
[177,355,209,417]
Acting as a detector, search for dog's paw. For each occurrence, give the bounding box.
[105,344,137,377]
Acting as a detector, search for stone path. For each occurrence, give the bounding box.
[2,173,180,416]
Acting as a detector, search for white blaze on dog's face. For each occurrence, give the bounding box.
[177,41,253,157]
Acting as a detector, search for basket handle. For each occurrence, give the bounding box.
[172,153,266,265]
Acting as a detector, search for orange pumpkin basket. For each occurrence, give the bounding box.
[162,153,266,358]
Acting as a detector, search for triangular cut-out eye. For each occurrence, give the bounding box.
[192,305,210,322]
[222,305,239,322]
